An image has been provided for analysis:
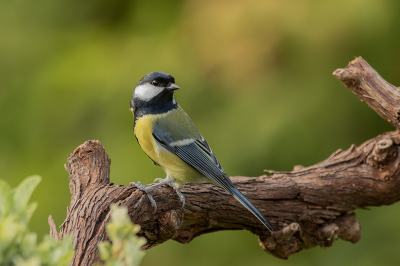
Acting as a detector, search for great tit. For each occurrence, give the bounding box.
[129,72,274,232]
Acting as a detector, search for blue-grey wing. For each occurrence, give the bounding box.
[152,116,275,232]
[152,122,233,189]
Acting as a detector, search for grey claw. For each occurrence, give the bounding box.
[175,188,185,208]
[130,181,158,213]
[147,193,158,213]
[129,177,185,211]
[181,198,185,208]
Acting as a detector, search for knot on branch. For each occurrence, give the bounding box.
[367,138,397,169]
[258,212,362,259]
[317,223,339,243]
[155,210,183,241]
[273,223,300,240]
[335,212,362,243]
[258,226,300,259]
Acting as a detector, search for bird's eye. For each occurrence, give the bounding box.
[152,80,158,86]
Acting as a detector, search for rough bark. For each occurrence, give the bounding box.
[49,57,400,265]
[333,57,400,129]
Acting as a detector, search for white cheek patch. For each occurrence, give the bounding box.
[169,139,195,147]
[134,84,164,101]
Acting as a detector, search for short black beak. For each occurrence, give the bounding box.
[166,83,180,91]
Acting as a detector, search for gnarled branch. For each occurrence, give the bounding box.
[49,57,400,265]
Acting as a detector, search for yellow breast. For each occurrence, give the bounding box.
[134,112,206,185]
[134,114,159,159]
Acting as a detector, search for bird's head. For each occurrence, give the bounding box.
[130,72,180,112]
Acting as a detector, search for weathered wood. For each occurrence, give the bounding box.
[333,57,400,130]
[49,57,400,265]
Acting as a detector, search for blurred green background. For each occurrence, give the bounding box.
[1,0,400,265]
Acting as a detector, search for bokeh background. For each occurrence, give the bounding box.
[1,0,400,265]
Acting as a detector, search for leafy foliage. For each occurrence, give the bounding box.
[0,176,146,265]
[0,176,74,266]
[97,204,146,266]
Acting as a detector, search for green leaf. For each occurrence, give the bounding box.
[0,176,74,266]
[38,235,74,266]
[96,204,146,266]
[13,255,41,266]
[98,242,111,261]
[19,202,38,225]
[0,179,13,217]
[12,175,41,213]
[20,232,38,259]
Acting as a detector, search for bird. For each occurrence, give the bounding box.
[129,72,274,232]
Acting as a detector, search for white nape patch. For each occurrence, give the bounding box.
[134,83,164,101]
[170,138,195,147]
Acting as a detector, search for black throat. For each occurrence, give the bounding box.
[132,89,177,125]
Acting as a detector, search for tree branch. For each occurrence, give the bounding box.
[333,57,400,130]
[49,57,400,265]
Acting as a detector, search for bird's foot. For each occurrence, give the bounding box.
[162,178,185,207]
[130,176,186,211]
[129,181,159,213]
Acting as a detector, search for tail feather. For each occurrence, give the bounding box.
[227,184,274,232]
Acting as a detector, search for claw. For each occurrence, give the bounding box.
[145,192,158,213]
[129,176,186,211]
[130,181,158,213]
[176,189,185,207]
[165,179,185,208]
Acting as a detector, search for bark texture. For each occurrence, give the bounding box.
[49,57,400,265]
